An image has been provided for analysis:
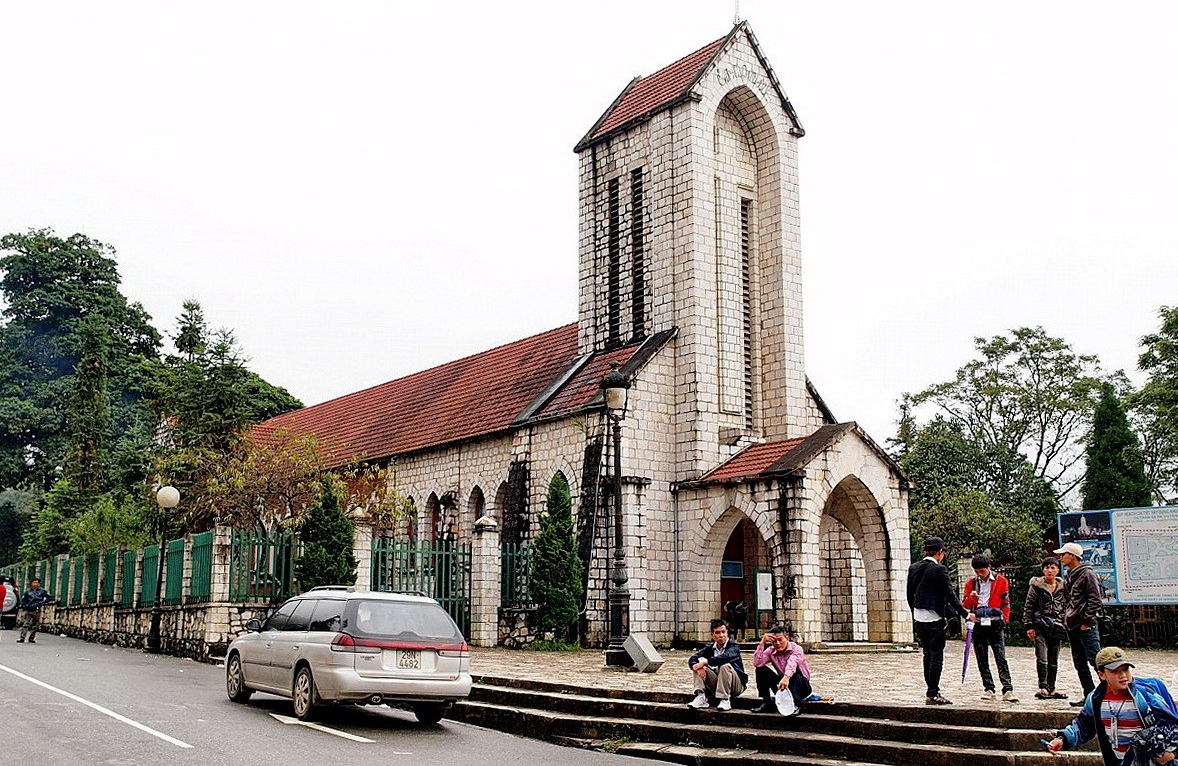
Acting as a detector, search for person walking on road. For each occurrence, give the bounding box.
[1024,556,1069,700]
[962,554,1018,702]
[687,619,748,711]
[906,536,972,705]
[750,625,812,715]
[1057,542,1103,706]
[17,577,52,643]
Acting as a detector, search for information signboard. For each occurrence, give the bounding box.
[1057,505,1178,606]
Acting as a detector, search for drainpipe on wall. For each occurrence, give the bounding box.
[672,486,681,647]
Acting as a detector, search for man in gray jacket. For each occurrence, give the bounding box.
[1055,542,1103,706]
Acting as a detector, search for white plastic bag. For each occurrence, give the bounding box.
[774,688,798,716]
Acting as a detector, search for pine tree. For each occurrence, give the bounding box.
[64,314,111,498]
[1082,383,1152,510]
[530,473,583,639]
[295,478,358,592]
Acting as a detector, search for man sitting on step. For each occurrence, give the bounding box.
[750,624,811,715]
[687,619,748,711]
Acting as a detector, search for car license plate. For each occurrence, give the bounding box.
[397,649,421,669]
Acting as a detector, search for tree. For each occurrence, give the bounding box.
[295,478,358,591]
[63,315,111,498]
[1134,305,1178,503]
[0,489,38,565]
[0,229,161,489]
[1082,383,1152,510]
[530,473,583,639]
[911,327,1105,499]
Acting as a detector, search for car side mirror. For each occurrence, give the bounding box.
[246,619,263,632]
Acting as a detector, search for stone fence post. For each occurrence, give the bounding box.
[470,516,501,647]
[211,526,232,602]
[353,526,373,591]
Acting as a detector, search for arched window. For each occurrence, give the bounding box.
[546,471,571,519]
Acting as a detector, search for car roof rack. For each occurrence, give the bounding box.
[308,585,359,592]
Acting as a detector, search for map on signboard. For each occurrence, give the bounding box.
[1113,506,1178,604]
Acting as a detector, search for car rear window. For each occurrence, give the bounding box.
[347,599,462,640]
[309,598,344,632]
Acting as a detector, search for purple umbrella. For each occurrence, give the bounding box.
[961,620,975,684]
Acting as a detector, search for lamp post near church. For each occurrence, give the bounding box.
[146,485,179,654]
[600,363,632,667]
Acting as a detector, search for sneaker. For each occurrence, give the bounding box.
[688,693,709,709]
[717,698,732,711]
[980,690,996,701]
[1003,691,1019,703]
[925,696,953,705]
[15,638,23,643]
[27,639,35,643]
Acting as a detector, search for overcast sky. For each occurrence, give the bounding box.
[2,1,1175,444]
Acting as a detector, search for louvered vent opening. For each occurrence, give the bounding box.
[630,168,646,340]
[741,198,753,429]
[607,177,621,347]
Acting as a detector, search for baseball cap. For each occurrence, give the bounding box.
[1053,542,1084,558]
[923,536,945,553]
[1095,647,1134,671]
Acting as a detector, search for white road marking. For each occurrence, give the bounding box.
[269,713,376,743]
[0,661,194,749]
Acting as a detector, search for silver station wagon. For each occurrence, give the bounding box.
[225,587,472,723]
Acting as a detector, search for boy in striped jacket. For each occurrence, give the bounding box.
[1049,647,1178,765]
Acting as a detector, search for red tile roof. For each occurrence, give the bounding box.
[255,324,583,467]
[578,35,727,149]
[703,437,808,482]
[536,343,640,419]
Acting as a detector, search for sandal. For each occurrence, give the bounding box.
[1035,689,1050,699]
[1049,692,1068,699]
[926,696,953,705]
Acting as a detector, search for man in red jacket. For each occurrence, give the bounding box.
[962,555,1019,702]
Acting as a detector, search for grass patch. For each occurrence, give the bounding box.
[602,736,633,753]
[527,639,582,652]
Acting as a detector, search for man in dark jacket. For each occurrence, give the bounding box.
[17,577,52,643]
[1056,542,1103,704]
[687,619,747,711]
[907,536,971,705]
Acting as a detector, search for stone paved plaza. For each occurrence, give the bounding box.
[471,644,1178,709]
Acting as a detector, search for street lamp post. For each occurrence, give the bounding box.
[600,363,632,668]
[146,485,179,654]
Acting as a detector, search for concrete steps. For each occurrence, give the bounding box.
[448,676,1101,766]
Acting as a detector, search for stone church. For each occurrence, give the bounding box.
[257,22,913,647]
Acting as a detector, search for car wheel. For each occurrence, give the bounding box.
[225,653,253,703]
[413,702,446,725]
[292,666,318,721]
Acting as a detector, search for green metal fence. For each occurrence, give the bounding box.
[102,547,117,602]
[86,551,100,604]
[141,544,160,606]
[229,529,297,603]
[59,558,70,605]
[71,557,83,605]
[189,531,214,603]
[370,538,471,638]
[164,537,185,605]
[48,557,58,596]
[500,543,532,608]
[120,549,136,607]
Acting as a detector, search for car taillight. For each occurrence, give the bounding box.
[437,641,470,658]
[330,632,380,654]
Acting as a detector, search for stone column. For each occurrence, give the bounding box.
[469,516,501,647]
[353,526,373,590]
[211,526,232,603]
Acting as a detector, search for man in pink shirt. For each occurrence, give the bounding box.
[751,625,812,714]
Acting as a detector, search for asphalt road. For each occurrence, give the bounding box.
[0,630,659,766]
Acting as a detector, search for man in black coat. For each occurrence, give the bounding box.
[907,536,971,705]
